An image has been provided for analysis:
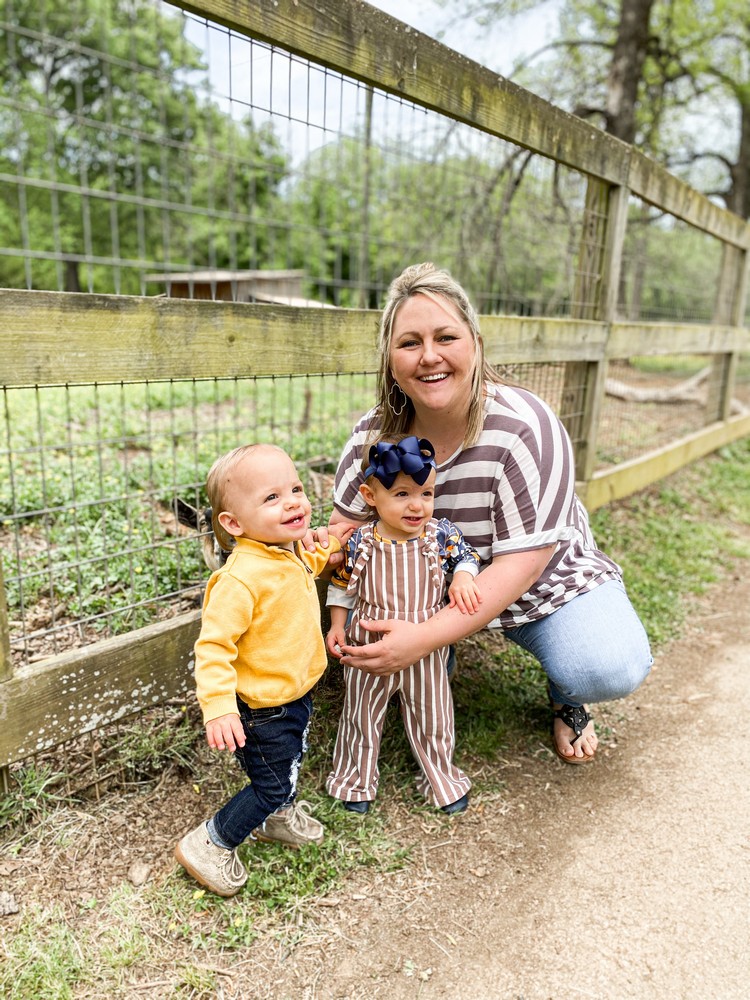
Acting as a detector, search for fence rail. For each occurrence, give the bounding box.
[1,0,748,774]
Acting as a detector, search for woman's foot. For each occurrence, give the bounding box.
[552,703,597,763]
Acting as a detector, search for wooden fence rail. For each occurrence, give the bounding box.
[1,0,749,771]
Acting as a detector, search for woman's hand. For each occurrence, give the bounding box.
[338,545,557,675]
[338,618,427,675]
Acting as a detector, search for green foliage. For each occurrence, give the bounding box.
[0,762,70,831]
[0,0,289,292]
[591,436,750,647]
[287,134,582,315]
[0,906,86,999]
[109,709,198,781]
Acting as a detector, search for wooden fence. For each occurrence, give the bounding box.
[1,0,749,773]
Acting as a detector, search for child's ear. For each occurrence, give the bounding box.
[217,510,243,537]
[359,483,377,509]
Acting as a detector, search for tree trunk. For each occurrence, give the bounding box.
[65,259,82,293]
[727,99,750,219]
[605,0,655,144]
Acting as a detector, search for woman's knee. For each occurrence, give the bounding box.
[593,649,652,701]
[560,637,652,703]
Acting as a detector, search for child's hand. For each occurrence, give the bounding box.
[326,626,347,659]
[328,520,356,547]
[205,713,245,752]
[300,522,355,573]
[448,571,483,614]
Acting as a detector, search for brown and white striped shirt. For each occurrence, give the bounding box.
[332,384,621,628]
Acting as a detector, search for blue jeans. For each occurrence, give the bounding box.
[212,692,313,849]
[503,580,652,707]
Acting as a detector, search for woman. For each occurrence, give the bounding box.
[329,262,652,763]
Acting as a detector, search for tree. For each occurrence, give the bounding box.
[0,0,288,293]
[442,0,750,217]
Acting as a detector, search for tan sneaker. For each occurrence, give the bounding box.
[255,800,324,848]
[174,822,248,897]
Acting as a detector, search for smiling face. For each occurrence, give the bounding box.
[360,467,436,541]
[388,292,477,419]
[217,445,312,550]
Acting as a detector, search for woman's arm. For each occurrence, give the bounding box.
[338,544,555,675]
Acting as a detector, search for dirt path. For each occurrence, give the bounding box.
[269,571,750,1000]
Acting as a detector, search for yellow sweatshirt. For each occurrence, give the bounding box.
[194,535,340,722]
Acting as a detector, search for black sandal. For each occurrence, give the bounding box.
[551,703,596,764]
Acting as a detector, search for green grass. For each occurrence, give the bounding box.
[0,905,88,1000]
[591,437,750,647]
[1,374,376,639]
[628,352,750,379]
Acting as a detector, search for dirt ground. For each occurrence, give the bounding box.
[3,553,749,999]
[263,567,750,1000]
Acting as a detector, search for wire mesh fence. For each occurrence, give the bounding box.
[0,372,378,667]
[0,0,675,322]
[619,198,725,323]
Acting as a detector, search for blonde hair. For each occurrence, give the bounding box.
[377,262,503,447]
[205,443,284,551]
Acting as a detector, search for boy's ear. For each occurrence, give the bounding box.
[359,483,377,509]
[217,510,243,537]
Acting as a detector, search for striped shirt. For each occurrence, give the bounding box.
[332,384,621,628]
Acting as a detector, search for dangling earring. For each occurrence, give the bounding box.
[389,381,408,416]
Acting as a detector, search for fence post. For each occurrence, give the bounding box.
[562,178,629,483]
[707,244,748,421]
[0,560,12,793]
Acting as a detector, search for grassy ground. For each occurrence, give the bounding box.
[1,436,749,998]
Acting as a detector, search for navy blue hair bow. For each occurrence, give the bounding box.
[364,436,436,489]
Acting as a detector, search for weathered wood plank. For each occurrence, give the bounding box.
[480,317,607,364]
[1,291,612,385]
[0,290,380,385]
[606,322,746,359]
[0,612,201,767]
[628,151,749,249]
[706,245,747,421]
[3,289,745,386]
[562,178,613,477]
[581,413,750,511]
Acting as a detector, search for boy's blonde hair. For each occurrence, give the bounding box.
[205,443,286,552]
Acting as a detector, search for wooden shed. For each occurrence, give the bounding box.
[145,269,331,307]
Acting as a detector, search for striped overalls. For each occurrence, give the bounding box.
[326,521,471,808]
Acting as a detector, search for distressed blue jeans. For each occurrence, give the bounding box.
[502,579,652,707]
[211,692,313,849]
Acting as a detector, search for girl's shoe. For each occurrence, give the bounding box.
[441,793,469,815]
[342,799,370,814]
